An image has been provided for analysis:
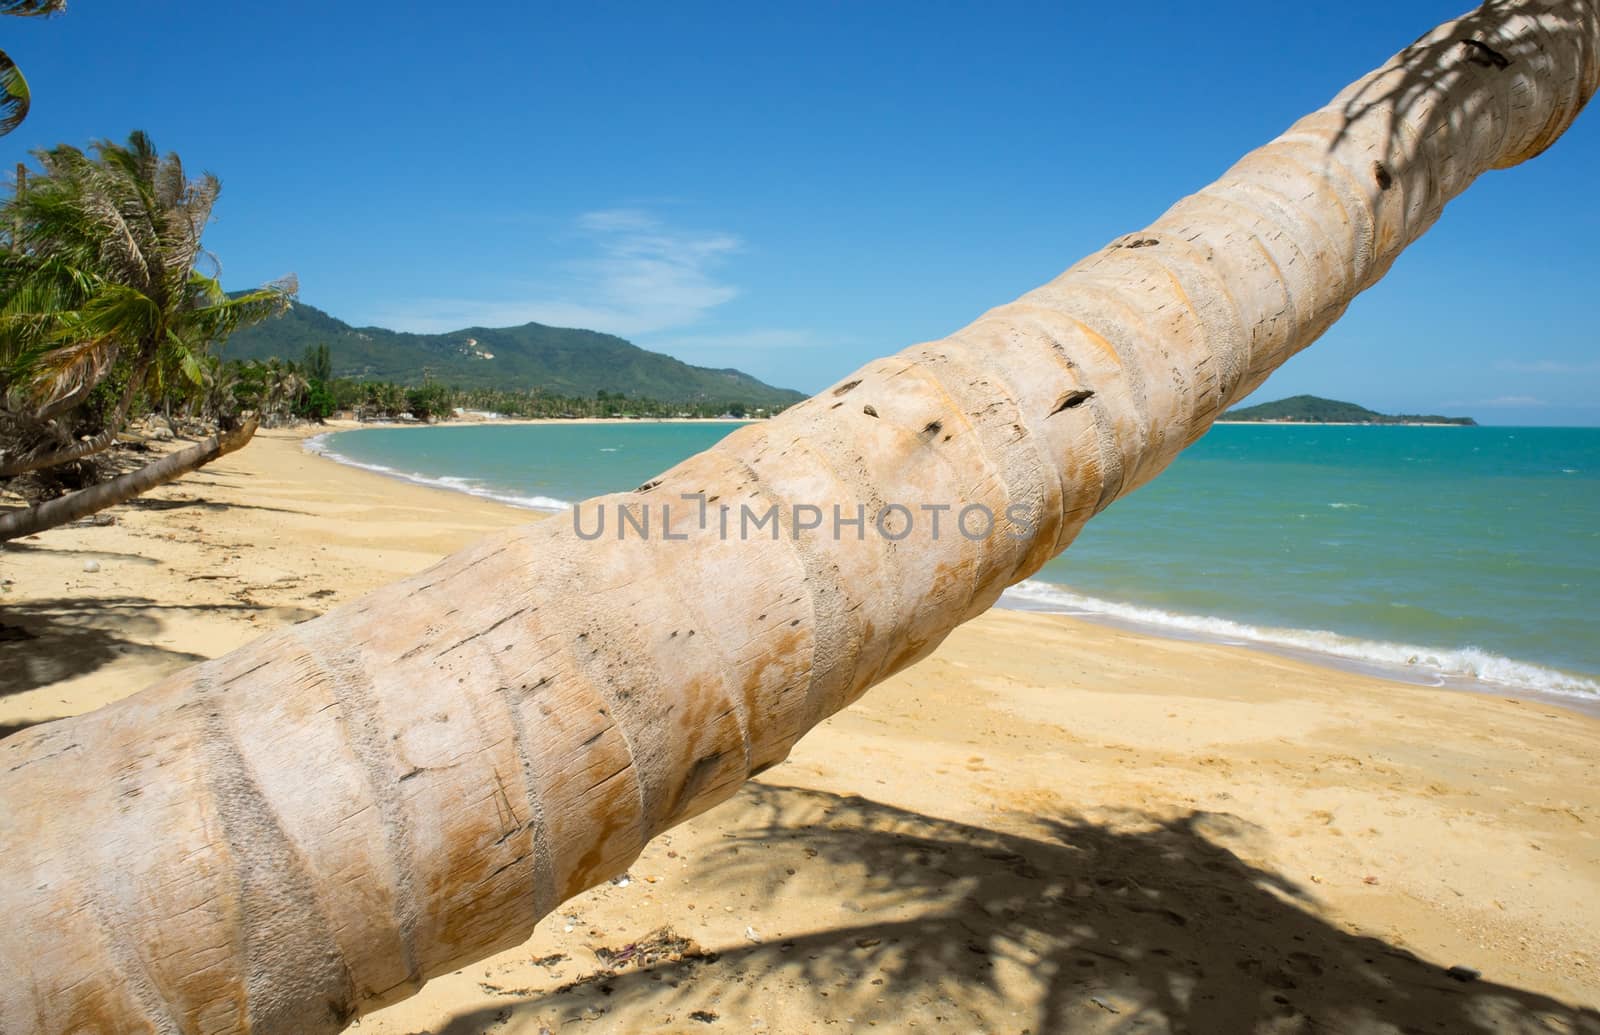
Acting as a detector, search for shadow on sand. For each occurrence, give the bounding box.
[0,595,316,696]
[1,540,164,565]
[439,783,1599,1034]
[123,495,304,515]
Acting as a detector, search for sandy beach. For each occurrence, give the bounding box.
[2,428,1597,1033]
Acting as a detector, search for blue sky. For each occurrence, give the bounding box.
[4,2,1597,424]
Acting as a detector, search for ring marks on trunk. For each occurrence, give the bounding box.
[192,667,359,1033]
[289,621,424,996]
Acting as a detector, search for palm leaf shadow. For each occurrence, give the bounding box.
[447,783,1600,1033]
[1327,0,1600,169]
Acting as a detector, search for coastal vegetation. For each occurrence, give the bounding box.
[1225,393,1477,425]
[2,3,1593,1032]
[0,131,292,539]
[225,348,782,425]
[221,297,805,406]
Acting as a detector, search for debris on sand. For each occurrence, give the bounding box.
[593,927,708,971]
[539,928,719,1001]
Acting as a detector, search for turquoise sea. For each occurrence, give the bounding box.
[312,423,1600,704]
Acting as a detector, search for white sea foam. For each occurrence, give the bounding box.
[304,434,571,512]
[999,579,1600,700]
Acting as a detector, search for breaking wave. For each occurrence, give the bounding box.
[305,434,571,512]
[999,579,1600,700]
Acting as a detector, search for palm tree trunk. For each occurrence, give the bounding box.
[0,353,152,477]
[2,3,1597,1032]
[0,419,257,541]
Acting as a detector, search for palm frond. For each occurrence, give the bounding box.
[0,254,98,317]
[78,190,149,286]
[161,327,208,387]
[182,274,294,347]
[0,49,30,137]
[0,255,100,371]
[65,281,160,343]
[0,0,68,16]
[179,349,204,386]
[93,132,158,189]
[154,151,188,211]
[191,247,222,282]
[8,277,150,354]
[7,333,118,409]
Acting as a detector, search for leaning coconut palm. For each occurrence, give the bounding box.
[2,2,1597,1032]
[0,132,293,470]
[0,132,292,535]
[0,417,257,539]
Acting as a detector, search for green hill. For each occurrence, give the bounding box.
[1225,394,1475,425]
[219,299,806,406]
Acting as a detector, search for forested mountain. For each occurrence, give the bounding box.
[220,300,806,406]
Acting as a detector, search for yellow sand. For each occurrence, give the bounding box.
[2,427,1596,1033]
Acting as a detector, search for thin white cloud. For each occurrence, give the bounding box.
[369,210,742,336]
[576,208,661,233]
[1494,359,1600,374]
[646,329,828,353]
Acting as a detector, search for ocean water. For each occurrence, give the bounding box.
[312,423,1600,702]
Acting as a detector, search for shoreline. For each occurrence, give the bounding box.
[306,421,1600,717]
[331,415,760,428]
[1213,420,1474,427]
[1000,586,1600,718]
[3,428,1597,1028]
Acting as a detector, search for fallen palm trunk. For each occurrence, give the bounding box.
[3,3,1597,1032]
[0,419,257,541]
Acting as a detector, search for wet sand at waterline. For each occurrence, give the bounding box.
[2,427,1597,1032]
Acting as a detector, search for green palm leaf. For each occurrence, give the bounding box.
[0,49,30,137]
[0,1,65,136]
[7,333,118,407]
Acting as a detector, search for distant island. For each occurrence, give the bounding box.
[1222,394,1476,426]
[221,299,805,408]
